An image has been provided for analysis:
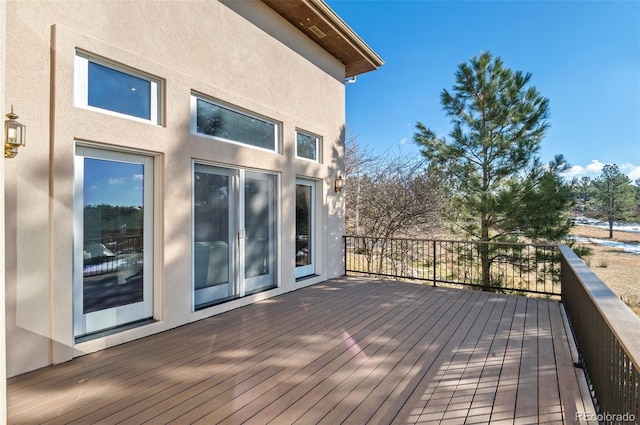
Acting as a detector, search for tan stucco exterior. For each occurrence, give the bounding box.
[1,0,8,420]
[2,0,380,380]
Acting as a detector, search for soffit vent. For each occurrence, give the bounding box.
[308,25,326,38]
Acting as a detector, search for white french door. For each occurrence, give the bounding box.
[243,171,277,293]
[193,165,236,306]
[193,164,277,309]
[73,146,154,338]
[295,179,316,279]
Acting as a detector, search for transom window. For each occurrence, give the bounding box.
[75,51,162,124]
[192,95,279,152]
[296,130,321,162]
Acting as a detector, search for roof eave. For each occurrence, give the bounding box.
[261,0,384,78]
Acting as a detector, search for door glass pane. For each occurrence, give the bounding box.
[88,61,151,120]
[82,158,145,313]
[244,173,276,292]
[193,168,233,307]
[296,184,312,267]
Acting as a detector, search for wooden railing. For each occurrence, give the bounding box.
[560,245,640,424]
[344,235,561,296]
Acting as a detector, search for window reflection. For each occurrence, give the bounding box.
[296,184,312,267]
[297,132,318,161]
[195,98,276,151]
[82,158,145,313]
[88,62,151,120]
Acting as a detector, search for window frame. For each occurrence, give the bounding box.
[73,144,156,340]
[190,94,280,153]
[191,160,280,311]
[295,178,317,279]
[74,50,163,125]
[295,129,322,163]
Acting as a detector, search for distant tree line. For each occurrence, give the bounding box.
[84,204,143,241]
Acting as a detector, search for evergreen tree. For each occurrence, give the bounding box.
[574,176,593,216]
[592,164,635,238]
[414,52,573,288]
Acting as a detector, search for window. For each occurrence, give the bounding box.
[192,95,279,152]
[75,51,162,124]
[296,130,321,162]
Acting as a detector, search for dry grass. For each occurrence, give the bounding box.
[569,225,640,315]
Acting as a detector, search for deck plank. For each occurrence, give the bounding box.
[537,299,564,423]
[514,298,540,423]
[388,288,510,425]
[12,281,374,423]
[310,289,488,425]
[7,278,595,425]
[56,281,395,424]
[224,282,442,425]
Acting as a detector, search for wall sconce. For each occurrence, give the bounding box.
[5,106,26,158]
[334,175,344,192]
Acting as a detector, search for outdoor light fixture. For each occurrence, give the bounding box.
[335,175,344,192]
[5,106,26,158]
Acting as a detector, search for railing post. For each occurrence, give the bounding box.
[343,235,347,276]
[432,240,437,287]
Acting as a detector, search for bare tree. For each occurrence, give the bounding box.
[345,132,444,238]
[344,129,375,235]
[344,133,445,274]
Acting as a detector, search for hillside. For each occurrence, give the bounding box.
[569,225,640,315]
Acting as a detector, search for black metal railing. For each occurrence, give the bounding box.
[83,235,143,277]
[560,245,640,424]
[344,235,561,296]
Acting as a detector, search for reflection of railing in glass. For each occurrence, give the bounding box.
[83,235,143,277]
[296,234,310,266]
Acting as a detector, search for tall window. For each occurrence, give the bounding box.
[192,95,279,152]
[75,51,162,124]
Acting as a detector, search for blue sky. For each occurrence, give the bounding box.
[327,0,640,182]
[84,158,144,207]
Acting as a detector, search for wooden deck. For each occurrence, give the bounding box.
[8,277,595,424]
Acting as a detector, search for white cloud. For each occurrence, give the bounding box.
[563,165,585,179]
[562,160,640,182]
[108,177,125,185]
[399,137,408,145]
[132,174,144,180]
[620,163,640,182]
[585,160,605,173]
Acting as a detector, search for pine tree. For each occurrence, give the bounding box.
[414,52,573,288]
[592,164,635,238]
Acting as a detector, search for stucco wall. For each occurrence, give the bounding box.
[1,0,8,420]
[4,0,346,377]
